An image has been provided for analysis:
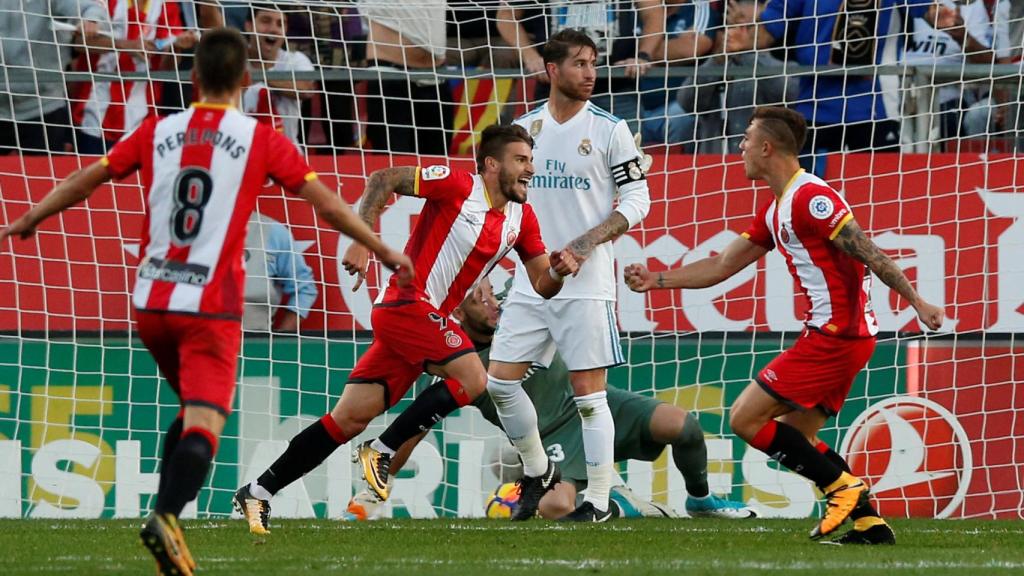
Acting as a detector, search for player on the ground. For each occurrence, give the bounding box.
[339,278,757,521]
[625,106,945,544]
[233,124,579,534]
[0,28,413,575]
[474,28,652,523]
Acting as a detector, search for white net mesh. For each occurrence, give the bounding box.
[1,0,1022,520]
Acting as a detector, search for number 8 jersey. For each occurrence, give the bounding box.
[103,103,316,318]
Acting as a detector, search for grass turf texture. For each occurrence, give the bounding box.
[1,518,1022,575]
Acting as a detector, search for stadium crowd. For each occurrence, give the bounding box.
[2,0,1022,158]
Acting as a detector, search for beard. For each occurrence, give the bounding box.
[498,168,527,203]
[556,77,593,102]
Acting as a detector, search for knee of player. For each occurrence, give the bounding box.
[728,409,757,442]
[330,409,372,438]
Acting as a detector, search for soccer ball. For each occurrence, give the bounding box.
[484,483,521,519]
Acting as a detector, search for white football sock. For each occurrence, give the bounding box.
[370,438,396,456]
[575,390,614,511]
[248,480,273,501]
[487,375,548,477]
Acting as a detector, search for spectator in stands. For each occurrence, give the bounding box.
[679,0,796,153]
[637,0,720,149]
[72,1,198,154]
[0,0,110,154]
[725,0,958,171]
[243,212,318,333]
[962,0,1017,142]
[358,0,452,155]
[242,3,316,146]
[447,2,520,70]
[283,6,363,151]
[902,0,992,147]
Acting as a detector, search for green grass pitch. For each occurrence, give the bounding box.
[1,518,1022,575]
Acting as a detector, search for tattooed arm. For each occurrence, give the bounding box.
[565,211,631,263]
[343,166,417,290]
[357,166,418,228]
[832,219,944,330]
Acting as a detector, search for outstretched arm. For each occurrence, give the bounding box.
[624,234,767,292]
[299,177,413,287]
[0,162,112,244]
[831,219,943,330]
[566,211,631,263]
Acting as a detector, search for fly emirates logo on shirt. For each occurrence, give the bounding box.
[530,159,592,191]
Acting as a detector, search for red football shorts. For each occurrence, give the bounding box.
[756,328,876,416]
[348,301,476,407]
[136,310,242,416]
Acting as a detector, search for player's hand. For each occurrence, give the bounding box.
[915,300,944,331]
[549,250,578,278]
[0,213,39,244]
[623,263,656,292]
[342,242,370,291]
[381,250,415,288]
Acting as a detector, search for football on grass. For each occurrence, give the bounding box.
[484,483,521,519]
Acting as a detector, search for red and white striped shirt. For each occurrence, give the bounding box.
[743,170,878,338]
[103,103,316,319]
[380,166,547,316]
[73,0,183,142]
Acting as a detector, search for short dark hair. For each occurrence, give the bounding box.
[750,107,807,155]
[195,28,249,96]
[246,3,282,24]
[542,29,598,67]
[476,124,534,172]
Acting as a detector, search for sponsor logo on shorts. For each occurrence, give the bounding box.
[421,165,450,181]
[138,257,209,286]
[444,330,463,348]
[762,368,778,383]
[809,195,835,220]
[840,396,973,518]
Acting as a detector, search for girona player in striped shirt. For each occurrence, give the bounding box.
[232,124,580,533]
[0,28,412,576]
[625,107,944,545]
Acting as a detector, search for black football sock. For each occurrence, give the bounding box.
[816,441,881,521]
[671,412,710,498]
[154,428,216,517]
[257,414,349,496]
[378,380,462,451]
[750,420,843,490]
[157,416,184,497]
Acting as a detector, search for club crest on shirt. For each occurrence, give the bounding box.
[444,330,464,348]
[809,195,835,220]
[421,165,450,181]
[779,225,791,244]
[578,138,592,156]
[506,229,518,246]
[530,119,543,137]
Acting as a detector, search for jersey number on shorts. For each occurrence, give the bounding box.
[170,167,214,246]
[546,443,565,463]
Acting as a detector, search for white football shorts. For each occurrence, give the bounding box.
[490,293,624,371]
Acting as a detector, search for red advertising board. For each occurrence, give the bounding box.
[1,153,1022,333]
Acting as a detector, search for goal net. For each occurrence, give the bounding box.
[0,0,1022,520]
